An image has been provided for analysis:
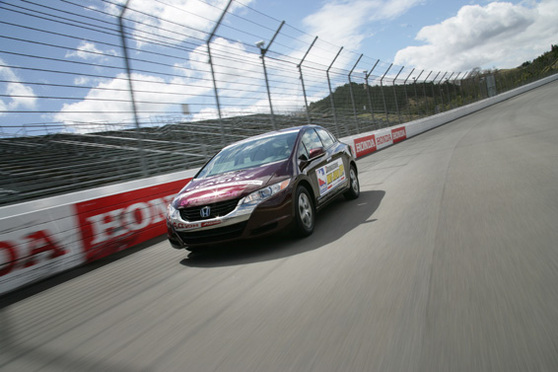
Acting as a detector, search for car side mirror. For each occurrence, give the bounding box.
[298,153,309,169]
[308,147,325,160]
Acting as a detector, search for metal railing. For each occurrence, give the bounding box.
[0,0,556,206]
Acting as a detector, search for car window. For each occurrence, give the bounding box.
[297,139,309,160]
[196,131,298,178]
[300,129,323,152]
[316,128,335,149]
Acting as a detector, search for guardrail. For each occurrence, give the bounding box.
[2,74,556,296]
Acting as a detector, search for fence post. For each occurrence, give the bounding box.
[380,63,393,126]
[118,0,147,177]
[364,59,379,129]
[448,72,459,108]
[207,0,232,146]
[403,68,415,121]
[461,71,470,104]
[348,54,363,133]
[430,71,441,114]
[422,71,432,115]
[327,46,344,137]
[298,36,318,125]
[459,71,467,104]
[439,72,449,110]
[392,65,405,124]
[438,72,453,111]
[257,21,284,131]
[413,70,424,117]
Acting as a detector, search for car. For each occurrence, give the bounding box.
[166,125,359,251]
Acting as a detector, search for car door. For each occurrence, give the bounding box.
[298,128,346,206]
[314,127,349,201]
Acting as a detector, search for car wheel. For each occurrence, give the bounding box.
[293,185,315,237]
[344,165,360,200]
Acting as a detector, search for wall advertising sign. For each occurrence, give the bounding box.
[353,135,377,158]
[74,179,190,262]
[0,206,84,295]
[392,127,407,144]
[375,132,393,149]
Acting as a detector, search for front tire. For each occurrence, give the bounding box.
[344,165,360,200]
[293,185,315,237]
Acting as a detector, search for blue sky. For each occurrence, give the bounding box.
[1,0,557,134]
[252,0,557,71]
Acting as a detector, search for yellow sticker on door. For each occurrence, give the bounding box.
[317,158,346,196]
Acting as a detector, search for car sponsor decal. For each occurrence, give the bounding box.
[187,180,264,193]
[316,158,346,196]
[177,186,243,208]
[171,220,222,230]
[176,180,265,208]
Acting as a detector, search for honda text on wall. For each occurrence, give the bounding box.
[166,125,360,251]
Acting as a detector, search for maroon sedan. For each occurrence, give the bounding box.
[166,125,359,251]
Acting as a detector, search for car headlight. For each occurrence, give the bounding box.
[167,203,179,220]
[240,179,291,206]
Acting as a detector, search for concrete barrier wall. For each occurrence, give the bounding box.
[1,74,556,295]
[0,171,197,295]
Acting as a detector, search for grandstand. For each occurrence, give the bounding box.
[0,114,338,207]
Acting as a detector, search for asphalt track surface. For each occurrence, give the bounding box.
[1,80,558,371]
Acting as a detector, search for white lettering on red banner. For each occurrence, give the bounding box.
[75,178,190,262]
[0,230,67,277]
[354,135,377,158]
[87,197,173,245]
[391,127,407,143]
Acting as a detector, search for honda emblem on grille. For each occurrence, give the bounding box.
[200,206,211,218]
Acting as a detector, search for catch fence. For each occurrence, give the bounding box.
[0,0,555,206]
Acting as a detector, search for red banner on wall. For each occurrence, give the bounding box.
[74,178,191,262]
[353,135,377,158]
[391,127,407,144]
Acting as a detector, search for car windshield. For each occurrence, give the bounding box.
[196,131,298,178]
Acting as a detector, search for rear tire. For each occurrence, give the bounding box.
[293,185,315,237]
[344,165,360,200]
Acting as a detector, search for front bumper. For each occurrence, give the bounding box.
[167,192,293,248]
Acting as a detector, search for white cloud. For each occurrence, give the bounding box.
[0,60,37,115]
[65,41,117,61]
[54,73,183,132]
[104,0,255,47]
[74,76,97,86]
[54,0,263,132]
[302,0,423,49]
[189,38,262,94]
[394,0,558,72]
[54,37,270,132]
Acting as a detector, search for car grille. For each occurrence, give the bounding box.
[176,222,247,245]
[179,199,240,222]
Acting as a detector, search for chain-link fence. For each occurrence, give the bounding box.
[1,0,556,206]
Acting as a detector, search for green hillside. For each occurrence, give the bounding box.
[308,45,558,118]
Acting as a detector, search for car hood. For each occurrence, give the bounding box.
[173,163,284,208]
